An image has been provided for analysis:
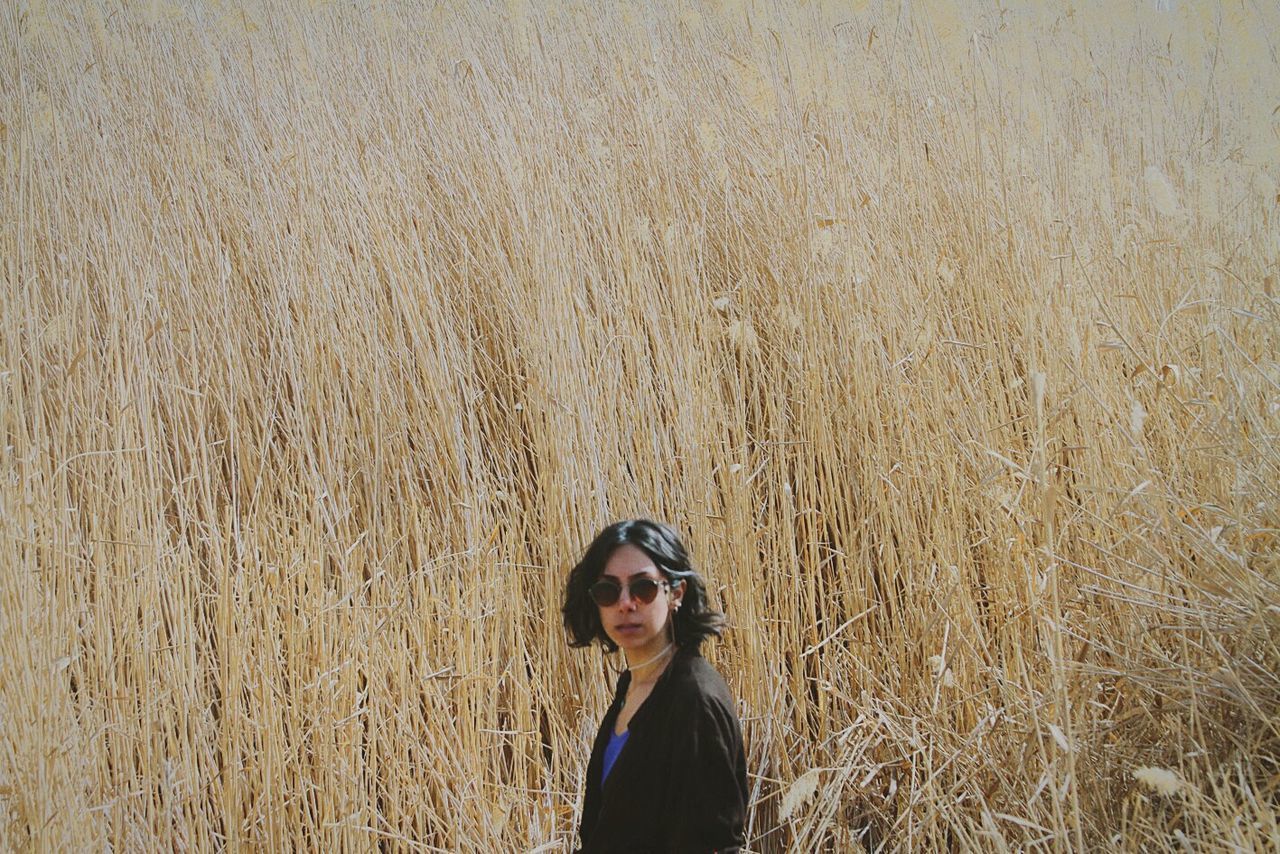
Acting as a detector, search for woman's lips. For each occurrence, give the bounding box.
[614,623,642,634]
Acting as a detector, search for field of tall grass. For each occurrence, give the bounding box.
[2,0,1277,849]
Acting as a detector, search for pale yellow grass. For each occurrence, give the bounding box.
[2,0,1278,850]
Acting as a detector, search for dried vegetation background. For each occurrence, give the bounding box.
[2,0,1279,850]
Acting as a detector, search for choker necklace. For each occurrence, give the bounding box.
[627,642,675,676]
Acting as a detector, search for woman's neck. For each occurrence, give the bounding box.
[625,641,675,683]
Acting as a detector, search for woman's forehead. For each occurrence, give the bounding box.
[601,544,660,577]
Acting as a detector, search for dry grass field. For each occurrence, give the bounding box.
[2,0,1278,850]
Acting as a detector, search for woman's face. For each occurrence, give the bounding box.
[597,544,684,656]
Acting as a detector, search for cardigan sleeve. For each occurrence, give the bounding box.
[578,676,628,853]
[663,692,748,852]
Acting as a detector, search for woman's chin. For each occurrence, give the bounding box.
[609,631,653,652]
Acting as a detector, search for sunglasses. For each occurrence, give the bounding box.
[589,577,669,607]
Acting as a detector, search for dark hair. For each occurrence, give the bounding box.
[562,519,725,652]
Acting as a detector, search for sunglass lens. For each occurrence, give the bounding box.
[632,578,660,604]
[589,581,620,607]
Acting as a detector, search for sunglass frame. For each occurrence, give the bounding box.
[588,577,670,607]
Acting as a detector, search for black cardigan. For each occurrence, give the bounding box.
[577,646,747,853]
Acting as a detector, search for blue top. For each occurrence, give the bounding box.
[601,728,630,784]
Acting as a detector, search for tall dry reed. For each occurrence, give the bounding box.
[2,0,1277,850]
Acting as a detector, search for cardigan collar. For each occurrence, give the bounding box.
[609,644,700,733]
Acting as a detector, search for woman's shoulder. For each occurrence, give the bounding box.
[665,647,736,710]
[658,649,744,755]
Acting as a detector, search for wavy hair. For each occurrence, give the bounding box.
[563,519,725,652]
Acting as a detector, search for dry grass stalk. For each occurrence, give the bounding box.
[2,1,1278,850]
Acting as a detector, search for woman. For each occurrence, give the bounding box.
[562,519,747,853]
